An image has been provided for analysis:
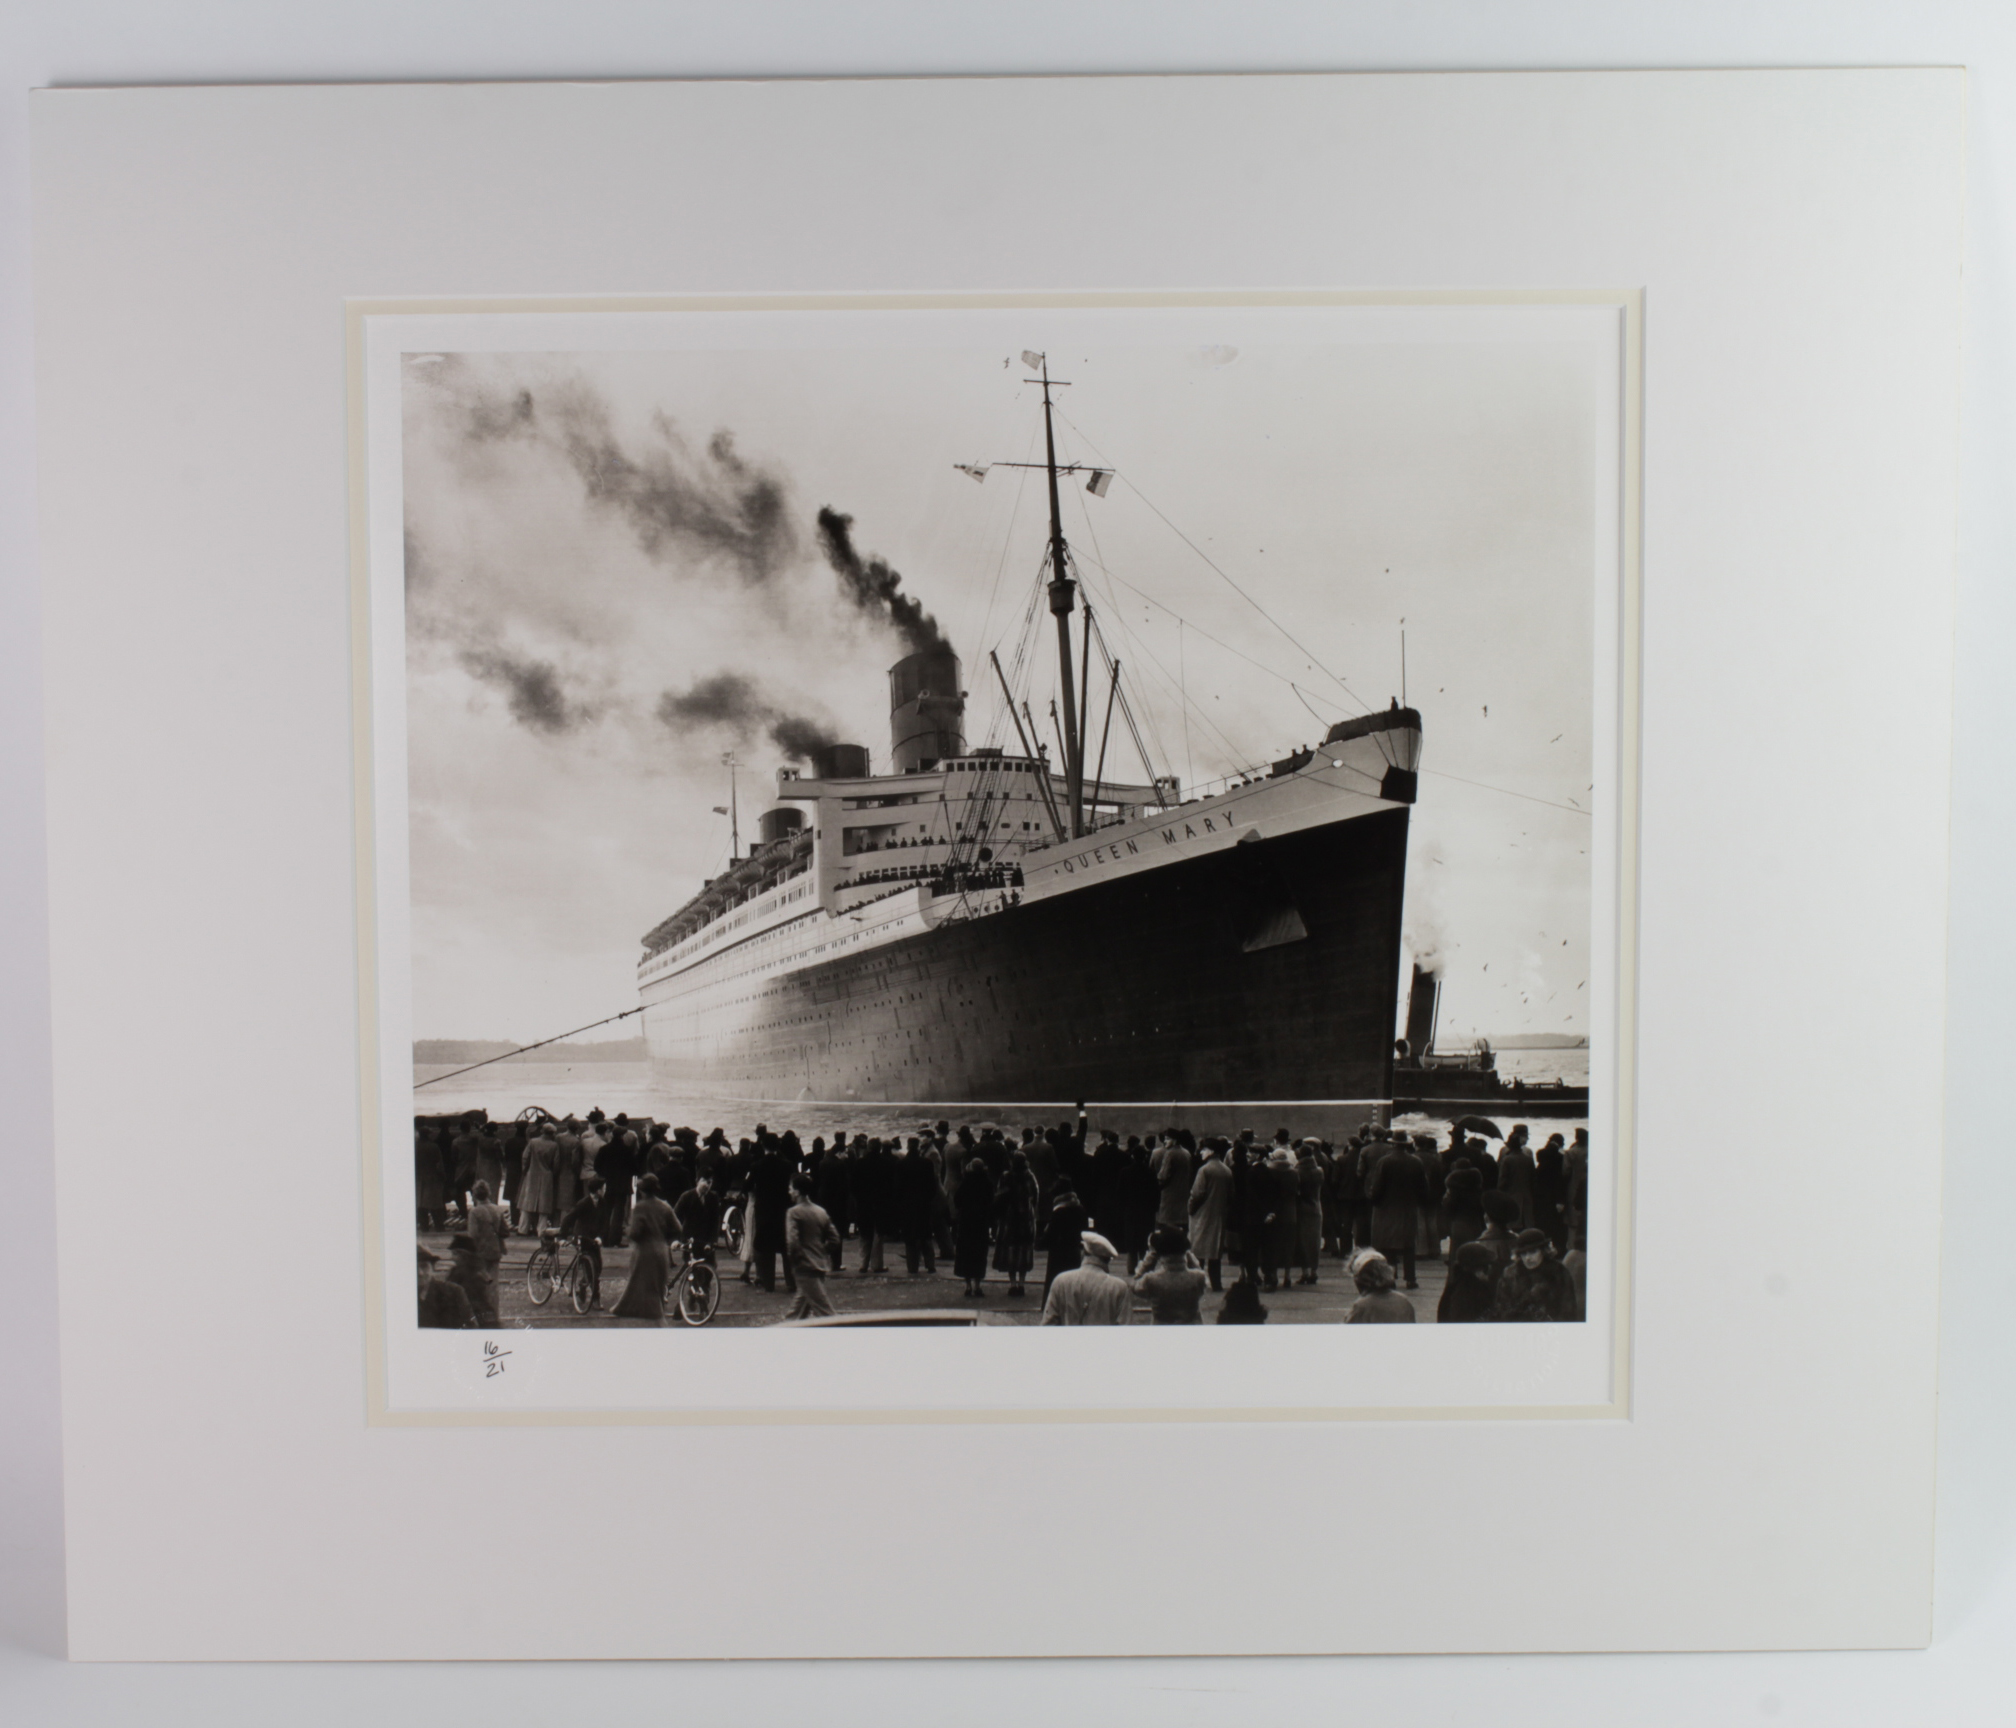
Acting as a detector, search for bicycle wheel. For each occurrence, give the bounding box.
[525,1247,557,1306]
[567,1255,595,1314]
[677,1260,719,1326]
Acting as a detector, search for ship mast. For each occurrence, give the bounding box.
[1036,357,1086,838]
[722,751,740,860]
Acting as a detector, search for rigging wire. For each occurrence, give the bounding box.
[414,1007,645,1089]
[1055,409,1375,714]
[1064,474,1179,777]
[969,420,1039,666]
[1060,442,1245,775]
[1421,768,1592,818]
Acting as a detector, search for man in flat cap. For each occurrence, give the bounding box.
[416,1244,475,1329]
[1040,1231,1135,1325]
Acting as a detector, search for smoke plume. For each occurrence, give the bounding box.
[545,387,796,583]
[656,671,838,763]
[815,507,948,656]
[427,363,798,585]
[460,648,597,735]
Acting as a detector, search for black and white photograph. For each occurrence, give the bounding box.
[376,301,1623,1342]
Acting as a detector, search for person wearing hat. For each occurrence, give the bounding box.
[951,1148,996,1298]
[1150,1130,1195,1235]
[441,1231,496,1326]
[1437,1241,1500,1323]
[1040,1231,1135,1325]
[612,1174,678,1325]
[1441,1158,1488,1261]
[1491,1227,1578,1321]
[1410,1133,1446,1265]
[1366,1133,1428,1291]
[517,1117,560,1239]
[1186,1139,1234,1292]
[1344,1249,1416,1324]
[1215,1277,1269,1324]
[554,1174,608,1309]
[466,1178,510,1320]
[1130,1226,1208,1324]
[1259,1144,1299,1291]
[1292,1140,1325,1285]
[414,1122,449,1234]
[416,1244,475,1329]
[1495,1124,1537,1230]
[1532,1132,1570,1253]
[990,1147,1040,1298]
[1042,1176,1089,1296]
[1477,1189,1524,1285]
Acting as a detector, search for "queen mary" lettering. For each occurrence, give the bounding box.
[1056,815,1233,875]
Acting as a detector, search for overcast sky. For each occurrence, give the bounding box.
[397,306,1605,1045]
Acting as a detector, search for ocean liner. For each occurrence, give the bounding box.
[637,358,1423,1114]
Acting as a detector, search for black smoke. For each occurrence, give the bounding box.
[460,648,595,736]
[655,671,837,763]
[538,383,795,583]
[815,507,947,656]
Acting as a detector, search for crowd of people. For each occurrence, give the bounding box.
[413,1110,1590,1327]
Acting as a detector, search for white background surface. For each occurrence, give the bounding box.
[33,69,1957,1660]
[3,3,2013,1722]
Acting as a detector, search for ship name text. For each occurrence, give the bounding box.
[1054,815,1240,876]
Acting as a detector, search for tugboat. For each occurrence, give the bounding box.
[1389,966,1590,1118]
[636,354,1425,1114]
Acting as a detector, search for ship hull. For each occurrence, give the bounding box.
[644,807,1410,1111]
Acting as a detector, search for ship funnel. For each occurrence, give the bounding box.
[889,647,965,773]
[757,807,805,847]
[808,742,870,781]
[1403,965,1442,1058]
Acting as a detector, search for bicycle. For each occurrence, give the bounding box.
[665,1238,721,1326]
[525,1229,600,1315]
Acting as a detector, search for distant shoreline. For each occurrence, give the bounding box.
[413,1037,647,1065]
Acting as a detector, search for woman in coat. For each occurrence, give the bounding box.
[1437,1240,1499,1322]
[1262,1149,1299,1290]
[952,1157,996,1297]
[1186,1142,1233,1291]
[1344,1250,1417,1323]
[612,1174,677,1324]
[1118,1141,1159,1272]
[991,1150,1039,1297]
[1491,1228,1579,1322]
[1495,1125,1536,1228]
[1441,1161,1487,1257]
[1532,1133,1570,1253]
[1292,1143,1325,1285]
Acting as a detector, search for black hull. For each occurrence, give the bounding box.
[648,809,1411,1109]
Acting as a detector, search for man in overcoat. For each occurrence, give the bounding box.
[1040,1231,1135,1324]
[1186,1140,1233,1291]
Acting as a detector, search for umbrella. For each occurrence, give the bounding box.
[1453,1115,1504,1140]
